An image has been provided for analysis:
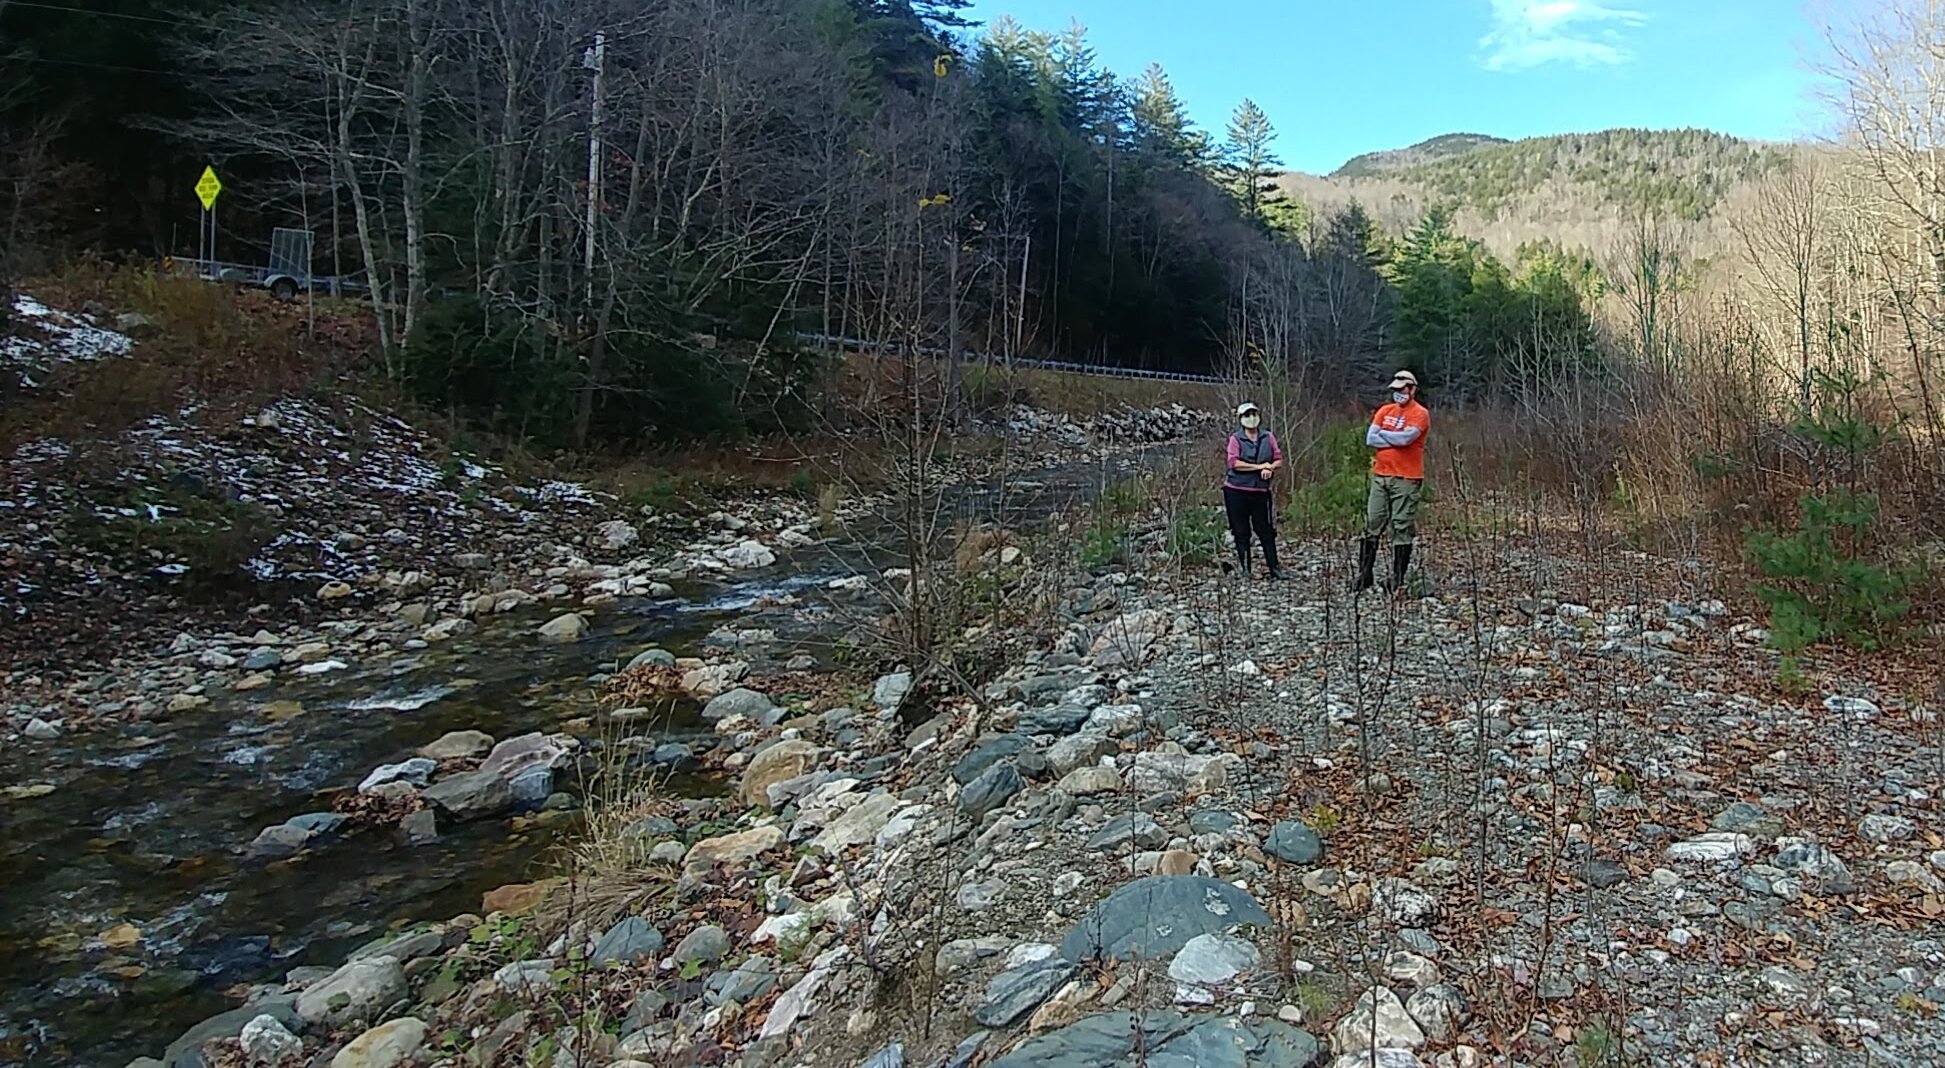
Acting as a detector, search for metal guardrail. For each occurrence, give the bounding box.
[799,332,1237,385]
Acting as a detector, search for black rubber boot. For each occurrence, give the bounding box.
[1351,537,1378,593]
[1233,543,1251,579]
[1263,538,1284,581]
[1383,543,1414,594]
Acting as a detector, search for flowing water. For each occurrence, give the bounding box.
[0,446,1189,1066]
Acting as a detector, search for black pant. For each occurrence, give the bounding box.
[1222,486,1276,569]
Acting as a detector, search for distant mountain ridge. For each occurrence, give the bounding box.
[1331,133,1511,178]
[1282,127,1794,255]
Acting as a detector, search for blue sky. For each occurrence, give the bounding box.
[958,0,1826,173]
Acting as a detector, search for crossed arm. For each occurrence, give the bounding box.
[1366,422,1422,449]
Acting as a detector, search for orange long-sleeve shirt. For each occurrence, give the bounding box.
[1369,401,1430,480]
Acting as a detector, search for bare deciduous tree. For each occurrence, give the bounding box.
[1729,151,1825,408]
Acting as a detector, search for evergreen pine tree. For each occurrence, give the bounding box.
[1222,98,1283,225]
[911,0,978,33]
[1053,20,1115,136]
[1130,64,1209,166]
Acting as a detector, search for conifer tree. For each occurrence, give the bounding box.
[1130,63,1209,166]
[1222,98,1283,225]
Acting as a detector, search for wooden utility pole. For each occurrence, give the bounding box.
[583,30,606,306]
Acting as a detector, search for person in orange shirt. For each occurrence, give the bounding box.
[1353,370,1430,594]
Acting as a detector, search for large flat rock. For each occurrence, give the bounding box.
[988,1010,1319,1068]
[1059,876,1270,963]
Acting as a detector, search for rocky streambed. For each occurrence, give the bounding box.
[0,573,802,1067]
[3,443,1200,1068]
[96,523,1945,1068]
[5,289,1253,1068]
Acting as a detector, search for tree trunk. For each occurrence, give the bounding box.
[401,0,428,353]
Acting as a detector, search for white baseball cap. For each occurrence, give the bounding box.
[1389,370,1419,389]
[1236,401,1260,416]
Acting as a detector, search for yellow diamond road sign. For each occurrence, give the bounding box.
[194,166,222,211]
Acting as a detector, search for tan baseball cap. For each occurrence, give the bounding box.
[1389,370,1419,389]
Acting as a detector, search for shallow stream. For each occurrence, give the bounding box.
[0,445,1189,1066]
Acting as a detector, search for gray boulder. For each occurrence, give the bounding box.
[163,996,302,1067]
[1048,733,1118,776]
[1579,859,1628,889]
[953,734,1032,784]
[1712,801,1785,839]
[351,930,443,964]
[960,762,1025,820]
[1860,813,1917,843]
[538,613,588,642]
[627,648,677,670]
[1088,610,1169,669]
[1060,876,1270,962]
[1018,704,1091,737]
[975,958,1076,1028]
[247,812,347,859]
[237,1014,301,1066]
[597,520,640,550]
[400,809,439,845]
[421,769,515,820]
[422,733,570,819]
[672,924,731,966]
[286,812,346,837]
[1774,839,1855,895]
[1266,821,1322,864]
[1167,933,1260,987]
[708,954,780,1006]
[294,957,405,1028]
[479,733,570,780]
[936,936,1012,977]
[1331,986,1425,1052]
[988,1011,1318,1068]
[359,757,437,793]
[592,916,665,967]
[873,671,913,710]
[419,729,494,761]
[1087,813,1166,851]
[1406,984,1471,1041]
[1012,673,1091,701]
[247,824,313,859]
[1190,810,1239,836]
[703,687,776,722]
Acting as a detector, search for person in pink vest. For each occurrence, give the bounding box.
[1222,401,1285,580]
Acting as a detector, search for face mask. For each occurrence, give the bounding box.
[1240,414,1261,429]
[1391,391,1409,405]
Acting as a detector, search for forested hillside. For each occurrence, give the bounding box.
[0,0,1790,450]
[0,3,1264,438]
[1284,128,1790,256]
[1332,133,1510,179]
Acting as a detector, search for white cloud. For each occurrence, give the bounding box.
[1480,0,1648,72]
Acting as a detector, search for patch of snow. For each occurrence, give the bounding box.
[2,294,133,383]
[13,439,72,464]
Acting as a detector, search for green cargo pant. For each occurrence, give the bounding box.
[1365,475,1422,545]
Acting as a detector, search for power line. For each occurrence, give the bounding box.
[1,1,186,26]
